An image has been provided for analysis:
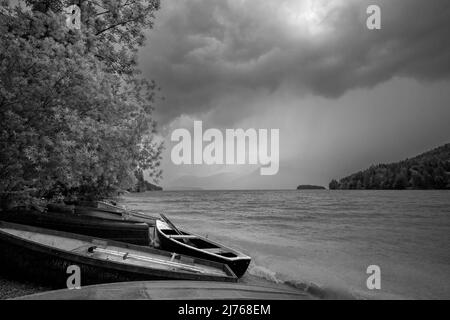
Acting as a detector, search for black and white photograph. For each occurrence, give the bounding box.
[0,0,449,306]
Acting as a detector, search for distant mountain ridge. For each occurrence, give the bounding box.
[166,165,301,190]
[329,143,450,190]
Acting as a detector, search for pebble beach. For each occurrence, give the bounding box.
[0,276,50,300]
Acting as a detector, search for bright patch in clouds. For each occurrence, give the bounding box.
[140,0,450,189]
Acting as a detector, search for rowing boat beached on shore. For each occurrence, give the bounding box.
[156,218,251,278]
[0,221,237,287]
[73,201,158,225]
[0,210,151,246]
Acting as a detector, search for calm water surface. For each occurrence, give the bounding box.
[120,190,450,299]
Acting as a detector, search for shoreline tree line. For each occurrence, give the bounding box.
[0,0,163,211]
[329,143,450,190]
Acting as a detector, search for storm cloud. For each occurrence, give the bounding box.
[139,0,450,125]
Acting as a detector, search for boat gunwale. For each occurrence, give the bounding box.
[76,205,159,225]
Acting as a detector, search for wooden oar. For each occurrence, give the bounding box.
[160,214,183,235]
[160,213,193,245]
[99,201,158,221]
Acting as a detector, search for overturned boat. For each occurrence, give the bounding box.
[0,221,237,287]
[14,280,309,300]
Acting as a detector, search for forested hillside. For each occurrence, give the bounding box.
[329,144,450,190]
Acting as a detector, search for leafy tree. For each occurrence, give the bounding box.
[0,0,162,210]
[393,168,408,189]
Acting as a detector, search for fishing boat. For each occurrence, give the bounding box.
[155,215,251,278]
[14,281,309,300]
[0,210,151,246]
[0,221,237,287]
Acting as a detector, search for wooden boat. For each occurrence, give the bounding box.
[72,202,158,226]
[0,221,237,288]
[72,206,132,222]
[97,200,129,213]
[0,210,151,246]
[155,216,251,278]
[14,280,309,300]
[46,202,127,221]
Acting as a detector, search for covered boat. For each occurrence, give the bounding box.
[0,221,237,287]
[155,217,251,278]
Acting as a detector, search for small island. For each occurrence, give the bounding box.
[297,185,326,190]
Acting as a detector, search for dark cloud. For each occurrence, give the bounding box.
[139,0,450,124]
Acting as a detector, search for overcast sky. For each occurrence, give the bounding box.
[138,0,450,189]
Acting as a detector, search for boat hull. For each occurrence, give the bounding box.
[73,205,157,226]
[14,281,309,300]
[0,222,237,288]
[0,210,151,246]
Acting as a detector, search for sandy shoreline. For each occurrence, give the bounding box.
[0,275,51,300]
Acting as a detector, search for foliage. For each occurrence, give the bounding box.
[130,169,162,192]
[0,0,162,209]
[329,144,450,190]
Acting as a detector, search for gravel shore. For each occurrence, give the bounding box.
[0,276,50,300]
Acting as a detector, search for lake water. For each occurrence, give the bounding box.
[120,190,450,299]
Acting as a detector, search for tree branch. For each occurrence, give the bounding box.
[95,13,146,36]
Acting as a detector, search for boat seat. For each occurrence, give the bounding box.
[202,248,223,253]
[167,235,198,239]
